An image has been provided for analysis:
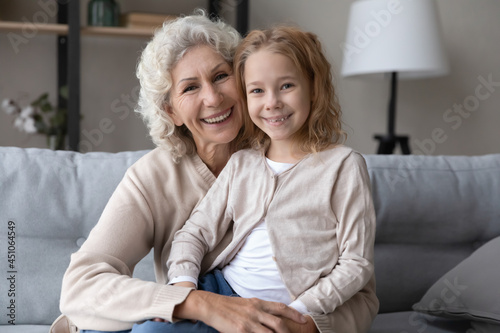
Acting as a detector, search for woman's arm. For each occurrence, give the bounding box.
[175,289,309,333]
[61,151,312,331]
[60,169,193,330]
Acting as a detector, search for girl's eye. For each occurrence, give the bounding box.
[215,73,229,81]
[249,88,263,94]
[281,83,294,90]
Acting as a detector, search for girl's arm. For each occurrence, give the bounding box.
[295,152,377,316]
[167,158,236,282]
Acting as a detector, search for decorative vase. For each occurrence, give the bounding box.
[88,0,120,27]
[48,134,66,150]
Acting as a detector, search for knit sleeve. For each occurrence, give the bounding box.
[297,152,376,316]
[309,275,379,333]
[167,157,235,281]
[60,157,193,330]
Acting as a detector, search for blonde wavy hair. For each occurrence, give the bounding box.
[234,26,345,153]
[135,10,241,161]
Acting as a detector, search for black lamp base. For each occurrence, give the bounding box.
[374,134,411,155]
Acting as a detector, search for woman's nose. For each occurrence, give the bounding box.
[203,84,223,107]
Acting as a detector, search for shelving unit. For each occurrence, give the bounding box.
[0,0,248,151]
[0,21,159,38]
[0,21,68,34]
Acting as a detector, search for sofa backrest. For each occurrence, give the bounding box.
[2,147,499,324]
[0,147,153,325]
[364,154,500,313]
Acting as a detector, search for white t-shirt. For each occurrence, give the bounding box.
[171,158,308,313]
[222,158,308,313]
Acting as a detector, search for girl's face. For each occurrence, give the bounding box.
[167,45,243,151]
[244,49,311,148]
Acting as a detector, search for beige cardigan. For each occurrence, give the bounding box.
[168,146,377,316]
[59,147,379,332]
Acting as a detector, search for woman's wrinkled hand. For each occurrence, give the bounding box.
[174,290,309,333]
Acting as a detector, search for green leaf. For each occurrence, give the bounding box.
[59,86,69,100]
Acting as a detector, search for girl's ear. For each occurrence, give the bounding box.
[165,104,183,126]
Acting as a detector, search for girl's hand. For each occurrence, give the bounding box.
[173,281,196,289]
[281,315,319,333]
[174,290,308,333]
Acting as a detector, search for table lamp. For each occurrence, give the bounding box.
[341,0,449,154]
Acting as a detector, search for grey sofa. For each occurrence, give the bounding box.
[0,146,499,333]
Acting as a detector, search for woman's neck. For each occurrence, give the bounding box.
[196,143,232,177]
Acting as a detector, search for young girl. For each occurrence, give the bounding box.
[165,26,377,331]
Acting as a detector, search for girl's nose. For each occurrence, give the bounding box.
[265,91,283,110]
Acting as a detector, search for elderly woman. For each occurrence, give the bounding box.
[57,11,378,333]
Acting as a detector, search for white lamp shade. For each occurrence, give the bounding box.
[341,0,449,79]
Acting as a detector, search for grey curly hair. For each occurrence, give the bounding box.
[135,10,241,161]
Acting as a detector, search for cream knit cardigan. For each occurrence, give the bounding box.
[168,146,378,322]
[60,147,378,332]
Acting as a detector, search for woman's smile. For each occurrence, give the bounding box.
[201,107,233,124]
[167,45,243,150]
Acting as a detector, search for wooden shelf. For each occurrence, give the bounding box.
[0,21,153,38]
[82,26,155,38]
[1,1,247,152]
[0,21,68,35]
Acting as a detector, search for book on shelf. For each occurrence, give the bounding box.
[120,12,177,29]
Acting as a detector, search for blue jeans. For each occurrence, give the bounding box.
[81,269,238,333]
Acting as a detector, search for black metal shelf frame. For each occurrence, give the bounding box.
[57,1,247,151]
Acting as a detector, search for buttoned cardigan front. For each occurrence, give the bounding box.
[168,145,376,315]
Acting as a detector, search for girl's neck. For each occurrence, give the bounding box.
[266,140,307,164]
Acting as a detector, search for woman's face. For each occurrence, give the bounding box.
[167,45,243,151]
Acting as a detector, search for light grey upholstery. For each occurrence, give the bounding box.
[1,147,498,332]
[365,154,500,332]
[0,147,152,331]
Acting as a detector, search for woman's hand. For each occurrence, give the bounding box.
[174,290,309,333]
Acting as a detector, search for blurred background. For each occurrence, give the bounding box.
[0,0,499,155]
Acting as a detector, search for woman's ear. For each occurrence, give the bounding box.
[165,104,183,126]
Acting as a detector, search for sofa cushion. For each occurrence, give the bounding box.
[364,154,500,313]
[364,154,500,245]
[368,311,470,333]
[0,147,151,326]
[0,325,50,333]
[469,322,500,333]
[413,236,500,324]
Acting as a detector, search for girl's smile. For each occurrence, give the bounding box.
[244,49,311,155]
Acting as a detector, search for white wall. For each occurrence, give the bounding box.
[249,0,500,156]
[1,0,499,155]
[0,0,204,153]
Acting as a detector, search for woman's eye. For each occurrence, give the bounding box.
[281,83,294,90]
[215,73,229,81]
[183,85,197,93]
